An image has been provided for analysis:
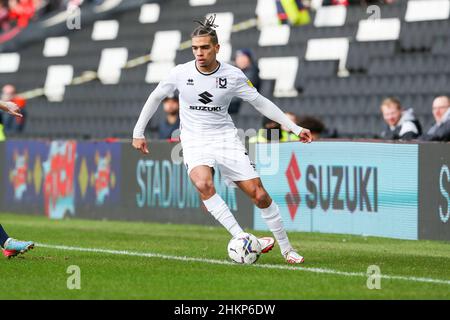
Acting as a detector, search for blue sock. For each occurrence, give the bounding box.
[0,224,10,248]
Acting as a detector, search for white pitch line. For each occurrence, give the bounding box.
[37,243,450,286]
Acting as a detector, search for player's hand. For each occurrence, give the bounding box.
[4,102,22,117]
[132,138,149,154]
[299,128,313,143]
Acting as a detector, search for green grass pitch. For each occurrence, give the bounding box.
[1,213,449,300]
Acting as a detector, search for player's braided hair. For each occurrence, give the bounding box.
[191,14,219,45]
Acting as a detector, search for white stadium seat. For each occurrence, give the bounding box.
[306,38,349,76]
[314,5,347,27]
[210,12,234,43]
[258,25,290,46]
[139,3,160,24]
[310,0,324,10]
[43,37,70,57]
[255,0,279,27]
[217,42,232,63]
[405,0,450,22]
[91,20,119,41]
[146,62,175,83]
[44,65,73,102]
[209,12,234,62]
[356,18,401,42]
[0,53,20,73]
[258,57,299,98]
[150,30,181,62]
[189,0,216,6]
[98,48,128,84]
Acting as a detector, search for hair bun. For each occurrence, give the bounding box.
[194,14,218,30]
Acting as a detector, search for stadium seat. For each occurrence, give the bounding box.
[258,57,299,98]
[314,5,346,27]
[356,18,401,42]
[258,25,290,47]
[139,3,161,24]
[44,65,74,102]
[97,48,128,84]
[432,36,450,55]
[0,53,20,73]
[305,37,349,75]
[92,20,120,41]
[405,0,450,22]
[43,37,70,57]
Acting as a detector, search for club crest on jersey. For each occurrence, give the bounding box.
[216,77,227,89]
[186,79,194,86]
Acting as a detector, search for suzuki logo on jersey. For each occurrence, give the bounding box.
[198,91,213,104]
[217,77,227,89]
[189,105,222,112]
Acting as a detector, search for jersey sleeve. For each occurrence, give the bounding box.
[132,65,179,139]
[233,69,259,102]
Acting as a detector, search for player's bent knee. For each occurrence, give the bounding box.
[194,180,215,195]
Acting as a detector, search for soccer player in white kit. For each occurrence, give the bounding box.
[133,15,312,264]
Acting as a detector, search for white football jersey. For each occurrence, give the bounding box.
[155,60,259,139]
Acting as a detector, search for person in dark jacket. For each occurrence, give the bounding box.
[158,94,180,140]
[421,95,450,142]
[380,97,421,140]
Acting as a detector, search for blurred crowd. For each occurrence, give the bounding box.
[275,0,397,27]
[0,0,102,33]
[0,0,37,31]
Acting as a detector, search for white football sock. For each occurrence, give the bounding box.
[203,193,243,237]
[260,201,292,254]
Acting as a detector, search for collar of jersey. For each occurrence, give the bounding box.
[195,61,221,76]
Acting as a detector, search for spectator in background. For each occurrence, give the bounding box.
[229,49,260,114]
[0,99,22,141]
[0,115,4,141]
[249,116,282,143]
[276,0,310,26]
[379,97,421,141]
[297,115,327,140]
[0,1,11,31]
[421,95,450,142]
[251,113,327,143]
[8,0,36,28]
[1,84,26,134]
[322,0,349,5]
[158,94,180,140]
[322,0,396,5]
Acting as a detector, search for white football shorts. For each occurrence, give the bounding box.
[181,134,259,186]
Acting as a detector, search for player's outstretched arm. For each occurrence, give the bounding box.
[132,91,163,154]
[132,88,171,155]
[248,94,312,143]
[132,67,178,154]
[0,101,22,117]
